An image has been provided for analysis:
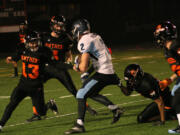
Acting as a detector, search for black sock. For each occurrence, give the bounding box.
[78,99,86,121]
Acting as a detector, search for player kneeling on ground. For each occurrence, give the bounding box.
[0,31,59,132]
[120,64,176,126]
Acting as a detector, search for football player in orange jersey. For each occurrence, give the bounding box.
[41,15,97,116]
[154,21,180,134]
[0,31,60,132]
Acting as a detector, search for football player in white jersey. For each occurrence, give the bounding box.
[64,19,124,134]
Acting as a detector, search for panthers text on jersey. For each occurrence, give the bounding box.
[12,46,53,87]
[78,33,114,74]
[42,33,73,62]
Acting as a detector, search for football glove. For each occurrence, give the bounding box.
[81,72,89,83]
[118,80,131,96]
[159,78,172,91]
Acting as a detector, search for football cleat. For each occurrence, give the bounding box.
[168,126,180,134]
[64,123,85,134]
[111,107,124,124]
[86,105,97,116]
[26,114,41,122]
[47,99,59,115]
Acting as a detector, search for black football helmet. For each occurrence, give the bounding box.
[71,19,90,40]
[50,15,66,34]
[124,64,144,87]
[154,21,177,47]
[25,31,41,52]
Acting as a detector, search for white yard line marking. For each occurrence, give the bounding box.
[0,93,112,100]
[4,99,150,129]
[0,96,10,99]
[0,96,30,100]
[130,94,140,97]
[59,93,112,99]
[44,90,60,93]
[59,95,73,99]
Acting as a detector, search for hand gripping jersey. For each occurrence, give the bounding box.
[42,33,73,62]
[164,41,180,76]
[78,33,114,74]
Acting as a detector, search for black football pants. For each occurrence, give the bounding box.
[43,64,77,96]
[76,72,120,121]
[137,102,176,123]
[0,82,46,126]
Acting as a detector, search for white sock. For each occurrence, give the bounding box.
[77,119,84,126]
[0,125,2,130]
[177,113,180,126]
[108,105,118,110]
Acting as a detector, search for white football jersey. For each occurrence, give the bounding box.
[78,33,114,74]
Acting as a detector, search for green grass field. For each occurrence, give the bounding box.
[0,43,178,135]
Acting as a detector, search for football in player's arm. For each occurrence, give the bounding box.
[65,19,124,134]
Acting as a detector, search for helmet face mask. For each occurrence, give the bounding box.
[26,40,39,52]
[154,21,177,48]
[124,64,144,87]
[50,15,66,35]
[71,19,90,41]
[25,31,40,52]
[71,24,80,40]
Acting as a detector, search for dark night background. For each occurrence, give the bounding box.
[0,0,180,52]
